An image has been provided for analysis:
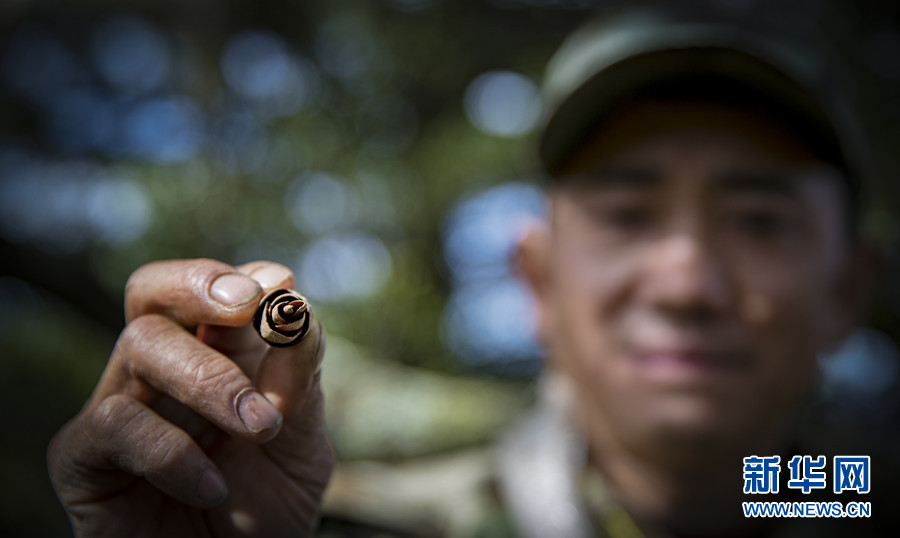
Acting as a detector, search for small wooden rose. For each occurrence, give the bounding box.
[253,289,312,347]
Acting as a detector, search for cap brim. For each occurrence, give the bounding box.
[539,45,847,178]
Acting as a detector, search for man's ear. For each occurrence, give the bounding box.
[824,239,880,351]
[514,218,553,345]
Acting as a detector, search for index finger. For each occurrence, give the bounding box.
[124,258,264,328]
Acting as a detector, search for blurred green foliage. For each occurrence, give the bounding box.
[1,0,898,536]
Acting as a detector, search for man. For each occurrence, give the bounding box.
[48,8,891,537]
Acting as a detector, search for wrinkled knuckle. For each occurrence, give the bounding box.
[145,428,192,474]
[185,258,233,295]
[89,394,135,436]
[124,261,156,296]
[117,314,172,358]
[123,263,155,319]
[46,420,86,494]
[46,431,62,466]
[81,396,140,462]
[47,421,74,474]
[120,314,161,346]
[184,355,247,404]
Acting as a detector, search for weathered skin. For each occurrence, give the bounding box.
[48,259,333,537]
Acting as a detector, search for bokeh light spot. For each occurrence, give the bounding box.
[442,278,540,364]
[221,30,316,117]
[464,70,541,137]
[443,182,545,283]
[126,96,204,162]
[286,172,360,234]
[296,232,392,303]
[441,181,545,367]
[0,158,153,251]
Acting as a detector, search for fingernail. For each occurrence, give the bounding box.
[249,264,292,290]
[197,467,228,505]
[210,274,260,308]
[235,389,282,433]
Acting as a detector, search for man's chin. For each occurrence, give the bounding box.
[635,397,763,456]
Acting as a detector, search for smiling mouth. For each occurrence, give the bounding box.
[629,345,749,384]
[622,317,751,383]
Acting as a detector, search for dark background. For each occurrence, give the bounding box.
[1,0,899,535]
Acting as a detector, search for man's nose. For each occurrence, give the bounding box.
[639,232,734,319]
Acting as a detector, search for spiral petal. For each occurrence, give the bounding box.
[253,288,312,347]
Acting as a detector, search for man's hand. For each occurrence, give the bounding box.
[48,259,333,537]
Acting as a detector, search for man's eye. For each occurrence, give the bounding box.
[732,210,790,238]
[592,205,651,230]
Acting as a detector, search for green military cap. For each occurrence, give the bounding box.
[539,9,864,207]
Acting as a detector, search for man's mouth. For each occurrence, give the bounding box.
[634,348,742,379]
[622,315,752,387]
[626,329,749,384]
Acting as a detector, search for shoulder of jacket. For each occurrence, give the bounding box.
[321,446,503,537]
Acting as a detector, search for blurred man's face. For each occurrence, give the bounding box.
[539,100,855,459]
